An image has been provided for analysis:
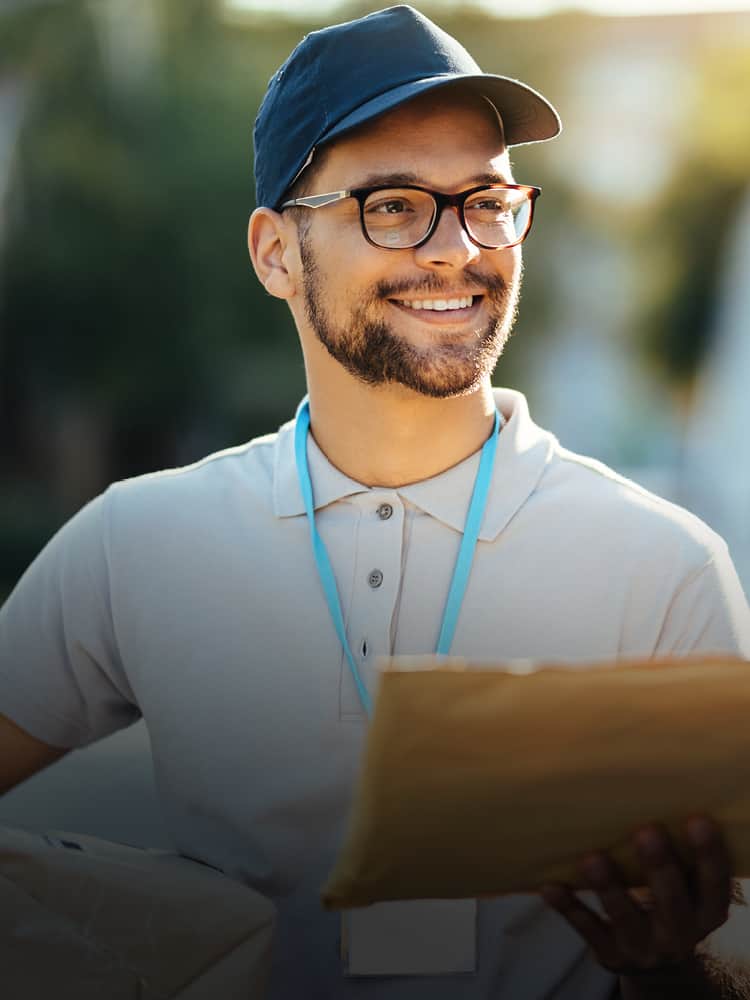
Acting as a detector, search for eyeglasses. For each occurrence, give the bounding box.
[280,183,541,251]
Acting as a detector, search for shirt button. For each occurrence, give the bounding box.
[368,569,384,589]
[377,503,393,520]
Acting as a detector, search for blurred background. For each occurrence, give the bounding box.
[1,0,749,843]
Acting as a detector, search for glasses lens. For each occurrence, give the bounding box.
[362,188,436,248]
[464,187,532,248]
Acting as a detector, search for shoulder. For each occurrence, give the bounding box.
[18,430,286,577]
[537,445,750,656]
[105,427,283,516]
[541,441,729,569]
[61,426,298,581]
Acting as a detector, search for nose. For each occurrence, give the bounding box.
[413,204,481,270]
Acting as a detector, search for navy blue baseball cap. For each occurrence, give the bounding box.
[253,4,562,210]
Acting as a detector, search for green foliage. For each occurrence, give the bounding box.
[2,2,302,447]
[638,174,747,386]
[0,0,303,589]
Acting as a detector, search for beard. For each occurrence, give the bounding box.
[299,235,520,399]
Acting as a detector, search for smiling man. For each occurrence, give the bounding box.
[2,5,750,1000]
[257,88,526,491]
[283,96,522,404]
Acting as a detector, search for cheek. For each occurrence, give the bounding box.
[305,219,362,283]
[308,228,393,302]
[473,246,521,292]
[502,247,523,284]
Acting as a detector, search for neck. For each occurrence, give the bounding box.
[305,375,497,488]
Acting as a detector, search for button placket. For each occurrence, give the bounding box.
[339,494,403,719]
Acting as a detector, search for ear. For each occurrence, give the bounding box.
[248,207,296,300]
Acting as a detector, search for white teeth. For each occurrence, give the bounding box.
[399,295,474,311]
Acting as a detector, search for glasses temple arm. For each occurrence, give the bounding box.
[280,190,351,209]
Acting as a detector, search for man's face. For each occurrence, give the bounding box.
[292,90,524,399]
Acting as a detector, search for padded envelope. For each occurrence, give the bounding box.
[323,654,750,908]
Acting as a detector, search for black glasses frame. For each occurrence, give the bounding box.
[280,183,542,250]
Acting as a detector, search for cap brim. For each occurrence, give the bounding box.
[319,73,561,150]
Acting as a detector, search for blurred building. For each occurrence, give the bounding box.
[515,12,750,596]
[681,186,750,592]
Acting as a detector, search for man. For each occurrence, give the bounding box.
[2,5,750,998]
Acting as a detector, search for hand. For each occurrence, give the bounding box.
[540,816,733,976]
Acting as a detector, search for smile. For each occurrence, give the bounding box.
[395,295,476,311]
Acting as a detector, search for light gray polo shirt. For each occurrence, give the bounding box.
[2,387,749,999]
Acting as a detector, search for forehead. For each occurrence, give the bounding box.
[316,90,510,189]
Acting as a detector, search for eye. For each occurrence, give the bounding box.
[366,198,415,216]
[471,197,511,212]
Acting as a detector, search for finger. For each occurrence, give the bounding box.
[634,826,696,952]
[541,882,621,970]
[580,853,650,959]
[686,816,732,934]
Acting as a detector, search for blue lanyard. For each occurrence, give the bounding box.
[294,399,502,718]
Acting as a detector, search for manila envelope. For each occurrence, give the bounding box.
[0,825,275,999]
[322,654,750,909]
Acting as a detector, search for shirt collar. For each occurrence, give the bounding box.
[272,388,556,542]
[273,404,369,517]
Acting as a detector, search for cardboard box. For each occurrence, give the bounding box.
[0,826,275,999]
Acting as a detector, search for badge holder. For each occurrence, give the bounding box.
[341,899,477,977]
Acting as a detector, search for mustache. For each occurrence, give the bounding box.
[375,270,508,300]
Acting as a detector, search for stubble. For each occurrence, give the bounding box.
[299,235,520,399]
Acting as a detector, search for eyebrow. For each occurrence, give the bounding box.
[353,170,513,189]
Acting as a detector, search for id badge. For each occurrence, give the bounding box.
[341,899,477,977]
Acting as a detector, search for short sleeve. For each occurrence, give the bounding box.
[0,489,141,748]
[654,537,750,658]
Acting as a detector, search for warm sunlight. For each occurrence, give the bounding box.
[226,0,750,17]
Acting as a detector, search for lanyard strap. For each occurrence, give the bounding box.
[294,399,501,718]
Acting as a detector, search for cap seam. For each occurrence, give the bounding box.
[313,42,329,136]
